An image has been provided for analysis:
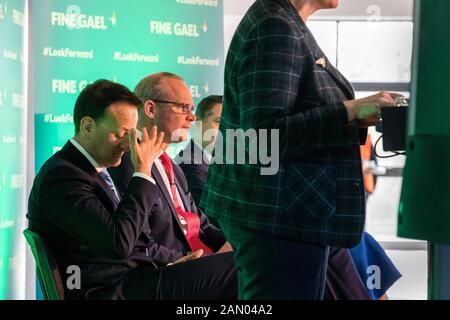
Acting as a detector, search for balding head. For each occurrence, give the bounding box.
[134,72,184,102]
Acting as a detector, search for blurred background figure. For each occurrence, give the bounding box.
[178,95,223,216]
[349,134,402,300]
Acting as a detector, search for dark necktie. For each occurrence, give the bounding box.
[159,152,213,254]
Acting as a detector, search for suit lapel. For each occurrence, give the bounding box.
[151,165,186,235]
[318,56,355,100]
[314,49,355,100]
[302,25,355,99]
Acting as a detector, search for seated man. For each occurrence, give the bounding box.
[27,79,236,300]
[177,95,223,211]
[110,73,369,300]
[109,73,233,265]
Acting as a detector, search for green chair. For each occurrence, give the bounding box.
[23,229,65,300]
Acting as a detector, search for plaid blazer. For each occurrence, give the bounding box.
[201,0,367,248]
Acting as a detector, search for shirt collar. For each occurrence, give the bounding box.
[70,138,104,173]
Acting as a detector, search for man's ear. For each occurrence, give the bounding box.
[143,100,156,119]
[79,116,96,138]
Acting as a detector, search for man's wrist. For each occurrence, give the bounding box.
[135,165,151,176]
[132,171,155,185]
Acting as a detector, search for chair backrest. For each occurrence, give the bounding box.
[23,229,65,300]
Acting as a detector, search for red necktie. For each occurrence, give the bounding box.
[159,152,213,254]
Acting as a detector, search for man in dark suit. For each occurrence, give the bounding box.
[177,95,222,211]
[27,79,236,300]
[109,73,233,267]
[200,0,400,299]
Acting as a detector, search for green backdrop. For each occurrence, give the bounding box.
[0,0,224,299]
[32,0,224,170]
[0,0,26,300]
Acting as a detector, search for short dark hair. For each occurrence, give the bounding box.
[73,79,142,133]
[134,72,184,102]
[195,95,223,120]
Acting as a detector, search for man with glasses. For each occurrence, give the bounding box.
[109,72,234,270]
[27,79,236,299]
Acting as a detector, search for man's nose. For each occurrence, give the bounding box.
[187,110,196,121]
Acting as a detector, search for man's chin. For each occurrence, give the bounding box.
[109,157,122,168]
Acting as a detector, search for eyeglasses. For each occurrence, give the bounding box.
[153,100,195,114]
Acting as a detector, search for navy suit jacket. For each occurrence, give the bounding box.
[27,141,160,299]
[109,150,225,265]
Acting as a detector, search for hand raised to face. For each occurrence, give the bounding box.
[129,126,167,176]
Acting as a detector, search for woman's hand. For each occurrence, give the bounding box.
[344,91,404,127]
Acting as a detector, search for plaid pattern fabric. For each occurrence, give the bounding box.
[201,0,366,248]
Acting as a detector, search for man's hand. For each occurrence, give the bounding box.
[129,126,167,176]
[216,241,233,254]
[172,249,204,264]
[344,91,404,127]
